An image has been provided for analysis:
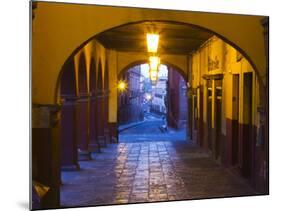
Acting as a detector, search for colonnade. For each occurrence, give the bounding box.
[60,54,111,170]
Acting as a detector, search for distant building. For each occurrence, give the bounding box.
[151,76,167,114]
[118,65,144,125]
[167,67,188,130]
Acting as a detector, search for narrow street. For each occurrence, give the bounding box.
[119,113,187,142]
[61,139,256,207]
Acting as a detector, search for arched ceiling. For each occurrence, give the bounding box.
[96,21,213,55]
[32,2,266,104]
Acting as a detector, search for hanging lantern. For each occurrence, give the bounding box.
[150,69,158,81]
[149,56,160,84]
[146,30,160,85]
[146,33,159,53]
[149,56,160,70]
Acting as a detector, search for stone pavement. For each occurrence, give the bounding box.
[60,140,256,208]
[119,114,187,142]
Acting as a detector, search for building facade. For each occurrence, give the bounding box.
[151,76,168,115]
[189,36,268,193]
[167,68,188,130]
[118,65,144,125]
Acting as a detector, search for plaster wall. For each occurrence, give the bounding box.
[190,36,260,136]
[32,2,266,104]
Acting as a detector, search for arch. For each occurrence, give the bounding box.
[60,58,76,97]
[118,59,188,83]
[89,57,97,93]
[60,57,80,170]
[97,59,103,91]
[55,19,264,98]
[59,19,262,83]
[54,19,265,103]
[33,3,266,104]
[104,60,109,90]
[78,53,87,95]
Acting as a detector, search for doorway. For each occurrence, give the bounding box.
[232,74,239,165]
[241,72,253,177]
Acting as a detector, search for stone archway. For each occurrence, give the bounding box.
[32,2,267,105]
[118,60,188,83]
[117,61,190,139]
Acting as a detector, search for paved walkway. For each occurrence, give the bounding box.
[60,140,256,207]
[119,114,187,142]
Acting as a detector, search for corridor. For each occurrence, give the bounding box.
[61,139,255,207]
[32,2,269,209]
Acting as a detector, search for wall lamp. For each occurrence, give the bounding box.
[117,80,127,92]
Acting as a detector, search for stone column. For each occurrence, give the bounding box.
[60,96,80,171]
[96,90,106,147]
[76,94,91,160]
[89,91,101,152]
[103,90,111,144]
[32,104,61,209]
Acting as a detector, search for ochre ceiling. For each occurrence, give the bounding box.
[96,21,213,55]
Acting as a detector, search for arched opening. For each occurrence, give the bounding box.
[55,20,265,104]
[75,53,90,160]
[53,20,266,206]
[103,60,111,145]
[88,58,100,152]
[117,62,189,143]
[118,60,188,83]
[32,8,268,208]
[60,58,80,170]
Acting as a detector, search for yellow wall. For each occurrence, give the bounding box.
[191,36,260,135]
[72,39,107,97]
[72,39,119,123]
[32,2,266,105]
[116,52,189,78]
[107,49,118,123]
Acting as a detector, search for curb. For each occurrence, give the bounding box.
[118,120,147,133]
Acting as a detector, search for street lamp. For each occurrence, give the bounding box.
[149,56,160,70]
[149,56,160,84]
[146,32,160,84]
[146,33,159,53]
[117,80,127,93]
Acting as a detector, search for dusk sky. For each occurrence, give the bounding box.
[140,64,168,78]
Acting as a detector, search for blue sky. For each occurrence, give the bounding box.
[140,64,168,78]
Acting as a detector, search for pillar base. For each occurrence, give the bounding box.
[98,136,107,147]
[61,164,80,171]
[78,149,92,161]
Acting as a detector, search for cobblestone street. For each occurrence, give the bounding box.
[60,140,256,207]
[118,113,187,142]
